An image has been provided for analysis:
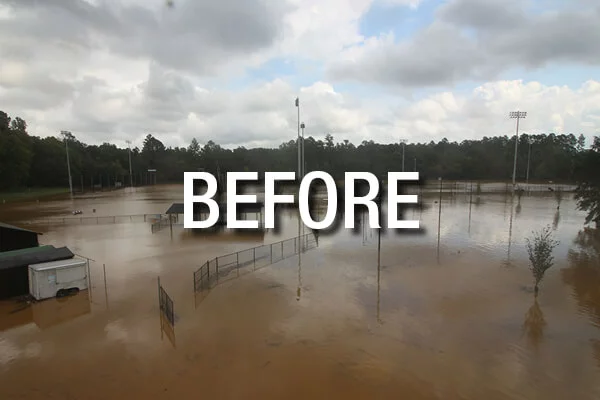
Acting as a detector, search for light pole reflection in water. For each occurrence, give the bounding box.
[506,193,515,266]
[468,182,473,236]
[437,177,442,263]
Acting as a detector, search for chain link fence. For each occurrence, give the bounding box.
[194,232,318,293]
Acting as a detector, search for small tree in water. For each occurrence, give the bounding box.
[526,226,559,296]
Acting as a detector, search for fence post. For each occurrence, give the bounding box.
[237,252,240,277]
[253,248,256,270]
[270,243,273,264]
[216,257,219,283]
[103,264,108,309]
[158,276,161,311]
[281,240,284,260]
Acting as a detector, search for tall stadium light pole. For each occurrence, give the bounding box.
[526,136,533,187]
[126,140,133,188]
[61,131,73,196]
[509,111,527,191]
[295,97,301,180]
[400,139,406,172]
[300,122,306,177]
[295,98,301,252]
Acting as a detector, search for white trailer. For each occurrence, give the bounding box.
[28,258,88,301]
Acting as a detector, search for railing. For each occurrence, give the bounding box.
[193,232,318,293]
[19,213,165,226]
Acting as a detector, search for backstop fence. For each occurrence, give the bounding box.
[19,213,166,227]
[193,232,318,293]
[151,215,172,233]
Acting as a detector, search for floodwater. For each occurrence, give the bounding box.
[1,184,600,399]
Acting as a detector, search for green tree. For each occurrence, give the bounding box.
[574,137,600,227]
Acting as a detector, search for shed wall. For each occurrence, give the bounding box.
[0,266,29,299]
[0,227,39,252]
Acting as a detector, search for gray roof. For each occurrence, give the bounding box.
[0,222,42,235]
[30,257,86,272]
[0,246,74,270]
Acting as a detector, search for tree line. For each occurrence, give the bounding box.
[0,110,592,188]
[1,109,599,226]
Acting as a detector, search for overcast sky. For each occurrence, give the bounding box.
[0,0,599,149]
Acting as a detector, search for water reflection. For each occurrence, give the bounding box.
[159,312,176,348]
[563,228,600,327]
[0,291,91,333]
[32,291,91,330]
[563,228,600,368]
[553,210,561,231]
[522,298,546,351]
[504,195,515,267]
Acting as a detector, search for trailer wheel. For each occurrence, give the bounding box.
[68,288,80,295]
[56,289,68,298]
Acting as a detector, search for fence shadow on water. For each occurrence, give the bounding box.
[193,232,318,306]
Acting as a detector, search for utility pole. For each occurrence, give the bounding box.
[300,122,306,178]
[400,139,406,172]
[295,97,301,181]
[526,136,533,188]
[60,131,73,196]
[295,97,301,251]
[509,111,527,191]
[126,140,133,188]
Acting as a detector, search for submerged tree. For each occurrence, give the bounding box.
[526,226,559,296]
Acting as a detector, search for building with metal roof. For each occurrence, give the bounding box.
[0,245,74,300]
[0,222,42,252]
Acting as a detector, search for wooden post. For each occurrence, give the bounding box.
[103,264,108,310]
[253,248,256,270]
[86,259,93,303]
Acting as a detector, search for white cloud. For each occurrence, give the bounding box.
[327,0,600,88]
[0,0,598,149]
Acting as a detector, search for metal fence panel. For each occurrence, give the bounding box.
[158,283,175,327]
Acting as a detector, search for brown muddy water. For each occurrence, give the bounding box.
[1,184,600,399]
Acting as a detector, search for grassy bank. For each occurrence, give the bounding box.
[0,187,70,203]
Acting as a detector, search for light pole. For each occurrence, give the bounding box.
[295,97,301,180]
[60,131,73,196]
[526,135,533,188]
[509,111,527,191]
[300,122,306,177]
[400,139,406,172]
[126,140,133,188]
